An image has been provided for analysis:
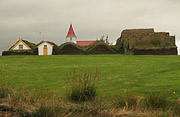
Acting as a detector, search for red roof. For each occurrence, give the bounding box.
[66,24,77,38]
[77,41,96,46]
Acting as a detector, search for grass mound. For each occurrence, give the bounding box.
[85,41,116,54]
[58,42,84,55]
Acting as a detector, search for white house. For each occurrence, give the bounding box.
[37,41,54,55]
[10,38,33,50]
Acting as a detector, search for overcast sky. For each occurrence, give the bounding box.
[0,0,180,55]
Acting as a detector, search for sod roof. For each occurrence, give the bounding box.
[58,42,84,54]
[9,39,37,50]
[86,41,116,54]
[22,40,37,49]
[116,28,177,50]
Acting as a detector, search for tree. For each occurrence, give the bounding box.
[105,35,110,45]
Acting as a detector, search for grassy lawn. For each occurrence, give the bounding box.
[0,55,180,98]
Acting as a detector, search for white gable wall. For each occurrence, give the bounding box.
[38,42,53,55]
[66,37,77,44]
[13,42,30,50]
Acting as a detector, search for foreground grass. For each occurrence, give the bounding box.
[0,55,180,99]
[0,84,179,117]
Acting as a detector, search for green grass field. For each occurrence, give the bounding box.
[1,55,180,98]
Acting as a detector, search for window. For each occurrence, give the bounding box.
[19,45,23,49]
[44,45,47,47]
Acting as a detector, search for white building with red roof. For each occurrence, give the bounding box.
[66,24,96,46]
[66,24,77,43]
[76,41,96,46]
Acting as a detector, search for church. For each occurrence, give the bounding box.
[66,24,96,46]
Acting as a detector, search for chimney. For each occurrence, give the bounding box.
[19,37,23,40]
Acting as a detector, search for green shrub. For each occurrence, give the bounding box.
[172,99,180,115]
[113,90,138,109]
[10,89,63,116]
[32,48,38,55]
[0,79,10,98]
[66,69,100,102]
[143,91,168,110]
[112,44,124,54]
[67,99,110,116]
[0,84,9,98]
[32,99,62,117]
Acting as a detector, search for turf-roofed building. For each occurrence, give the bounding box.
[2,38,36,56]
[9,38,36,50]
[116,29,177,55]
[37,41,54,55]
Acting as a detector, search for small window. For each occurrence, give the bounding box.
[44,45,47,47]
[19,45,23,49]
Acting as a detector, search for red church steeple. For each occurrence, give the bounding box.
[66,24,77,38]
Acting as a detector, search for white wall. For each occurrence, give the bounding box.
[38,42,53,55]
[66,37,77,44]
[13,42,30,50]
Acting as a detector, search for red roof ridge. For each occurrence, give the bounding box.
[66,24,77,38]
[76,41,96,46]
[77,40,95,42]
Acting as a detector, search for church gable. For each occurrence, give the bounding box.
[66,24,77,43]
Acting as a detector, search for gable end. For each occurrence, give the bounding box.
[10,39,32,50]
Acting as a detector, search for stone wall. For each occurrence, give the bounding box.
[2,50,34,56]
[134,47,177,55]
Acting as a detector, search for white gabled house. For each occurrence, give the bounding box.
[37,41,54,55]
[9,38,33,50]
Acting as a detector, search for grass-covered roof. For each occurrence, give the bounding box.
[85,41,116,54]
[116,29,177,50]
[58,42,84,54]
[9,39,36,50]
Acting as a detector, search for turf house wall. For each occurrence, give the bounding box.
[116,28,178,55]
[2,50,34,56]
